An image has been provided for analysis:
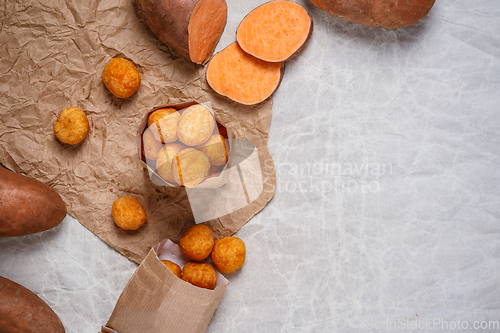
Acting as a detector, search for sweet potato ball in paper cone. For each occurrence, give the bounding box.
[177,104,215,146]
[171,148,211,188]
[179,224,215,260]
[161,260,182,278]
[142,127,163,161]
[197,134,228,166]
[147,107,181,144]
[181,262,217,290]
[156,143,187,184]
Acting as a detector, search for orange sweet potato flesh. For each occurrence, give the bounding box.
[0,276,66,333]
[309,0,436,28]
[206,42,285,105]
[236,0,313,62]
[134,0,227,65]
[0,166,66,237]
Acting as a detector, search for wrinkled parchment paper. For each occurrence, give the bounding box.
[0,0,276,263]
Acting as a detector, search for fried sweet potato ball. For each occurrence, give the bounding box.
[142,126,163,161]
[211,236,246,274]
[147,108,181,144]
[177,104,215,146]
[112,196,147,230]
[156,143,186,184]
[197,134,228,166]
[179,224,214,261]
[161,260,182,278]
[53,107,89,145]
[181,262,217,290]
[171,148,210,188]
[102,57,141,98]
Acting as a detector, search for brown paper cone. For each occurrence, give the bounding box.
[103,240,228,333]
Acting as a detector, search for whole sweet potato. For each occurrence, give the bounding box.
[134,0,228,64]
[309,0,436,28]
[0,166,66,237]
[0,276,66,333]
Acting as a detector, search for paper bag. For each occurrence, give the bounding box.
[102,240,228,333]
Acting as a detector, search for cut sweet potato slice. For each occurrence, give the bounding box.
[206,42,284,105]
[189,0,228,64]
[236,0,313,62]
[134,0,227,65]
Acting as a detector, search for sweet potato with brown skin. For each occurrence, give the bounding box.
[0,276,66,333]
[0,166,66,237]
[309,0,436,28]
[134,0,228,65]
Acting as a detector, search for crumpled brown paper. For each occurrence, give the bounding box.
[0,0,276,264]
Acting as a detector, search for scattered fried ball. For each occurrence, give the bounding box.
[142,126,163,161]
[171,148,210,188]
[53,107,89,145]
[161,260,182,278]
[156,143,186,184]
[147,108,181,143]
[211,236,246,274]
[102,57,141,98]
[112,196,147,230]
[197,134,228,166]
[179,224,214,261]
[177,104,215,146]
[181,262,217,290]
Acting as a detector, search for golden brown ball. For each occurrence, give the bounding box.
[142,126,163,161]
[197,134,228,166]
[211,236,246,274]
[171,148,210,188]
[101,57,141,98]
[53,107,89,145]
[147,108,181,144]
[156,143,186,184]
[177,104,215,146]
[181,262,217,290]
[161,260,182,278]
[179,224,214,261]
[112,196,147,230]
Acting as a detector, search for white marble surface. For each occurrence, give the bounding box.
[1,0,500,332]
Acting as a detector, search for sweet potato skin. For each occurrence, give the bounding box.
[309,0,436,28]
[134,0,192,61]
[0,166,66,237]
[134,0,227,64]
[0,276,66,333]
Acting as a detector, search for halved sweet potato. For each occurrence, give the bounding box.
[206,42,285,105]
[309,0,436,28]
[0,276,66,333]
[134,0,228,65]
[0,166,66,237]
[236,0,313,62]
